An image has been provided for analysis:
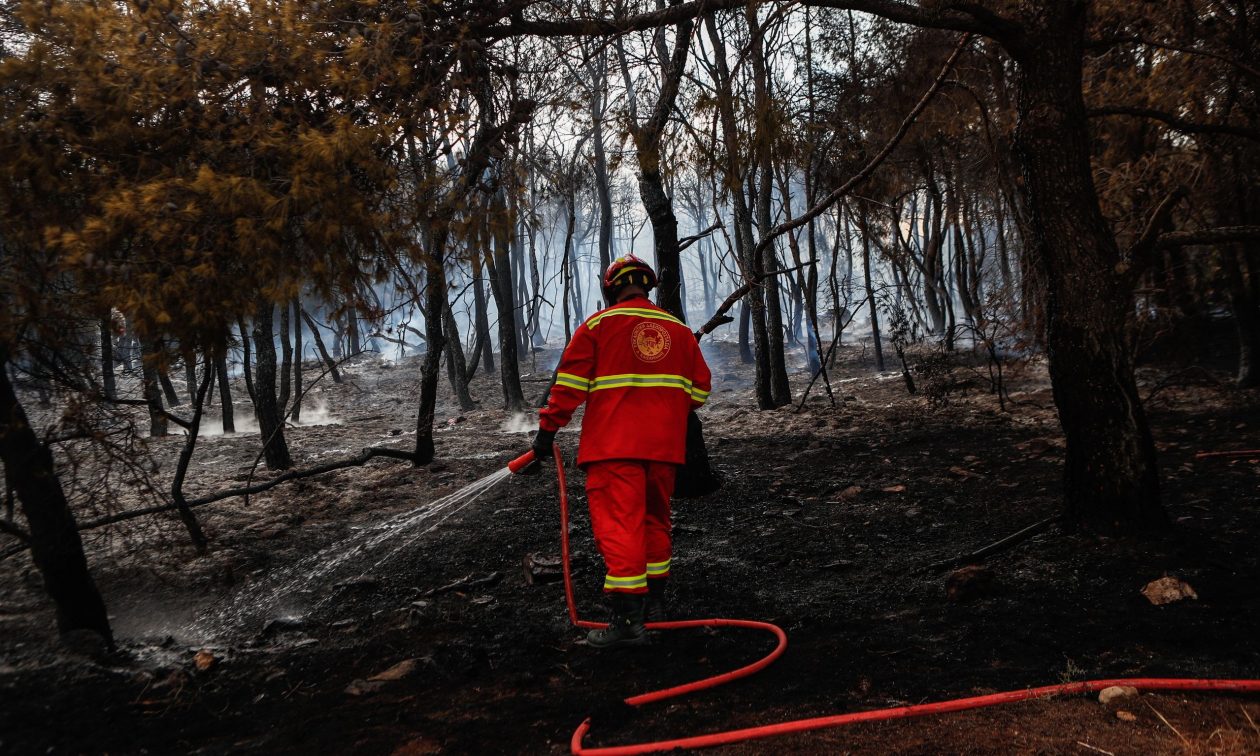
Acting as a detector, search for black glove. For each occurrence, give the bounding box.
[532,428,556,460]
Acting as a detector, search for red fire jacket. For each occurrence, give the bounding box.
[539,296,711,466]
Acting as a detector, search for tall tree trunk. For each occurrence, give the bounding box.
[157,360,181,408]
[705,13,773,407]
[251,301,292,471]
[469,250,495,374]
[346,306,361,357]
[278,301,292,413]
[215,347,235,434]
[184,354,197,405]
[486,191,526,412]
[861,205,886,372]
[140,342,167,438]
[1011,6,1163,533]
[748,5,791,406]
[238,318,256,404]
[415,230,449,465]
[0,348,112,645]
[290,299,303,421]
[444,298,476,410]
[588,46,615,272]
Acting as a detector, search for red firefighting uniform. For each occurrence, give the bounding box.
[539,296,711,593]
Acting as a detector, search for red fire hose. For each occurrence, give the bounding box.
[508,449,1260,755]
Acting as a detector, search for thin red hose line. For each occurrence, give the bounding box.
[537,451,1260,755]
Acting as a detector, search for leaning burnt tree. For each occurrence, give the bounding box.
[0,343,113,645]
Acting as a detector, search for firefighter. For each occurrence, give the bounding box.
[530,255,711,648]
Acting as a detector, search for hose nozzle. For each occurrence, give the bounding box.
[508,449,540,475]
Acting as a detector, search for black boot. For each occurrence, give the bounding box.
[645,578,668,624]
[586,593,647,648]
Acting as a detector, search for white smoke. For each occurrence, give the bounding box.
[500,412,536,435]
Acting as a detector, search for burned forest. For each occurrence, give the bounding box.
[1,2,1258,754]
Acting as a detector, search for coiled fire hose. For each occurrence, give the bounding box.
[507,449,1260,755]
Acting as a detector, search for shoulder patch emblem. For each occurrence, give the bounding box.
[631,321,672,363]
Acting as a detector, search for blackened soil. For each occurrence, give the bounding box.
[1,345,1258,755]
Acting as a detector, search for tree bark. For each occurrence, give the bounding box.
[251,301,292,470]
[0,347,112,645]
[415,229,448,465]
[169,356,211,551]
[215,347,235,434]
[290,299,303,421]
[486,190,526,412]
[140,342,168,438]
[238,318,256,404]
[278,299,292,413]
[469,249,495,374]
[1010,6,1163,533]
[444,297,476,410]
[747,5,792,407]
[704,13,773,406]
[860,205,886,372]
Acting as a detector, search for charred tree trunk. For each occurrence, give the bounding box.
[238,318,256,404]
[346,306,361,357]
[861,205,886,372]
[169,357,211,551]
[415,230,449,465]
[469,250,495,374]
[157,362,181,408]
[486,191,526,413]
[278,301,292,414]
[591,91,615,272]
[0,347,112,646]
[705,13,773,407]
[140,342,168,438]
[184,354,197,405]
[215,348,235,434]
[444,298,476,411]
[290,299,303,421]
[251,301,292,471]
[1010,7,1163,533]
[748,6,791,407]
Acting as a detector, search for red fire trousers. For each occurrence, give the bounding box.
[585,460,676,594]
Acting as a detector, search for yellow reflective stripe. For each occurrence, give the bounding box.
[554,372,591,392]
[690,386,710,399]
[646,559,671,575]
[604,573,648,590]
[589,373,694,393]
[585,308,685,330]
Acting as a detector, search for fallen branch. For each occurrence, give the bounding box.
[918,514,1063,574]
[77,445,418,531]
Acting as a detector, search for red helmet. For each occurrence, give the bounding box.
[602,255,657,302]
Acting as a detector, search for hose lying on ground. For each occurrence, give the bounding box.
[507,449,1260,755]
